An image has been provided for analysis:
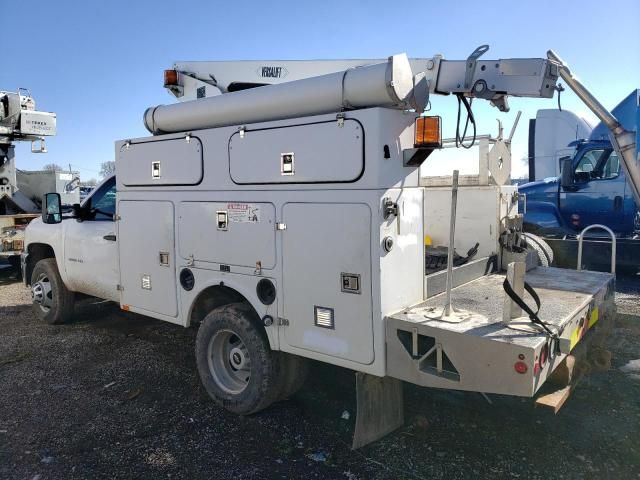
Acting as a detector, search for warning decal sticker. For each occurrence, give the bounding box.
[227,203,260,223]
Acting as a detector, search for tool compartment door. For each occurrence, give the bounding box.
[178,201,276,269]
[118,200,178,317]
[229,119,364,184]
[118,137,203,186]
[281,203,374,364]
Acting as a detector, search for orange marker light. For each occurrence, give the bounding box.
[164,69,179,87]
[414,116,442,148]
[121,304,130,312]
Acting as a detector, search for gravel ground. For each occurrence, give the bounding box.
[1,267,639,480]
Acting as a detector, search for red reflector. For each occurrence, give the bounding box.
[514,361,528,374]
[571,213,580,227]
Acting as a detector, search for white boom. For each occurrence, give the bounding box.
[0,90,64,216]
[0,89,56,156]
[152,47,639,208]
[146,45,560,134]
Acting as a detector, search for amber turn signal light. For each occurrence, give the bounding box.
[164,69,179,87]
[414,116,442,148]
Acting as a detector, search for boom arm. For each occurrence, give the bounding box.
[0,89,56,157]
[166,45,560,112]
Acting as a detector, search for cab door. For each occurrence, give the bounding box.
[63,176,119,301]
[559,148,624,231]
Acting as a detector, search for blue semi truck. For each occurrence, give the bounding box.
[520,90,639,273]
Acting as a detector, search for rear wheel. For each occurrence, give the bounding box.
[8,255,21,279]
[195,302,283,415]
[30,258,75,324]
[277,353,309,401]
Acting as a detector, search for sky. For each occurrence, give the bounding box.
[2,0,639,180]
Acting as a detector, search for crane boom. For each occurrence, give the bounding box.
[0,89,56,150]
[165,45,560,112]
[147,46,561,135]
[158,46,639,209]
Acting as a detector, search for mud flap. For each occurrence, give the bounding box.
[352,373,404,449]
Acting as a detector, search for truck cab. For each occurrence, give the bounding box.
[521,139,637,235]
[521,89,640,237]
[22,174,119,320]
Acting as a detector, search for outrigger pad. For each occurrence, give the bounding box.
[352,373,404,449]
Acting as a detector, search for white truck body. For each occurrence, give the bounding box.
[22,48,623,447]
[24,104,614,385]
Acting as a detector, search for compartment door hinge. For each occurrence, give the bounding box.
[276,222,287,231]
[277,317,289,326]
[116,284,124,291]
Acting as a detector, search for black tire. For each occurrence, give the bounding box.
[195,302,283,415]
[30,258,75,325]
[8,255,21,279]
[522,232,554,267]
[277,353,309,401]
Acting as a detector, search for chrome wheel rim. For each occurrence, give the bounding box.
[32,273,53,313]
[207,329,251,394]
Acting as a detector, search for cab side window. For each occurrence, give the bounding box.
[574,149,619,182]
[574,149,603,181]
[87,178,116,221]
[601,152,620,179]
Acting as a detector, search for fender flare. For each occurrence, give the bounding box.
[184,272,280,350]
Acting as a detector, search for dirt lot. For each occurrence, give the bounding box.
[1,268,639,480]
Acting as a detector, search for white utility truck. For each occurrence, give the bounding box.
[23,47,634,447]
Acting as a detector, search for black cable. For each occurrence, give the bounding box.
[556,83,565,112]
[455,94,477,149]
[503,278,560,354]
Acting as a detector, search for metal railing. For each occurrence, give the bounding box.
[577,224,617,274]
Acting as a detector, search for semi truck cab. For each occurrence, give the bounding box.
[521,140,637,235]
[521,89,640,237]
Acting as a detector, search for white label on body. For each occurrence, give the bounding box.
[227,203,260,223]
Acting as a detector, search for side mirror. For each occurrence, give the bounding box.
[42,192,62,224]
[560,156,574,189]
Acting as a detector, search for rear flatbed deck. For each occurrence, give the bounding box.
[393,267,613,348]
[385,267,615,397]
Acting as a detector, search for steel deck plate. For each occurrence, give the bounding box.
[389,267,613,347]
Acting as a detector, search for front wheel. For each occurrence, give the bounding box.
[195,303,283,415]
[30,258,75,324]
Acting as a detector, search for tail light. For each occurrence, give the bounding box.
[514,361,528,374]
[533,343,549,376]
